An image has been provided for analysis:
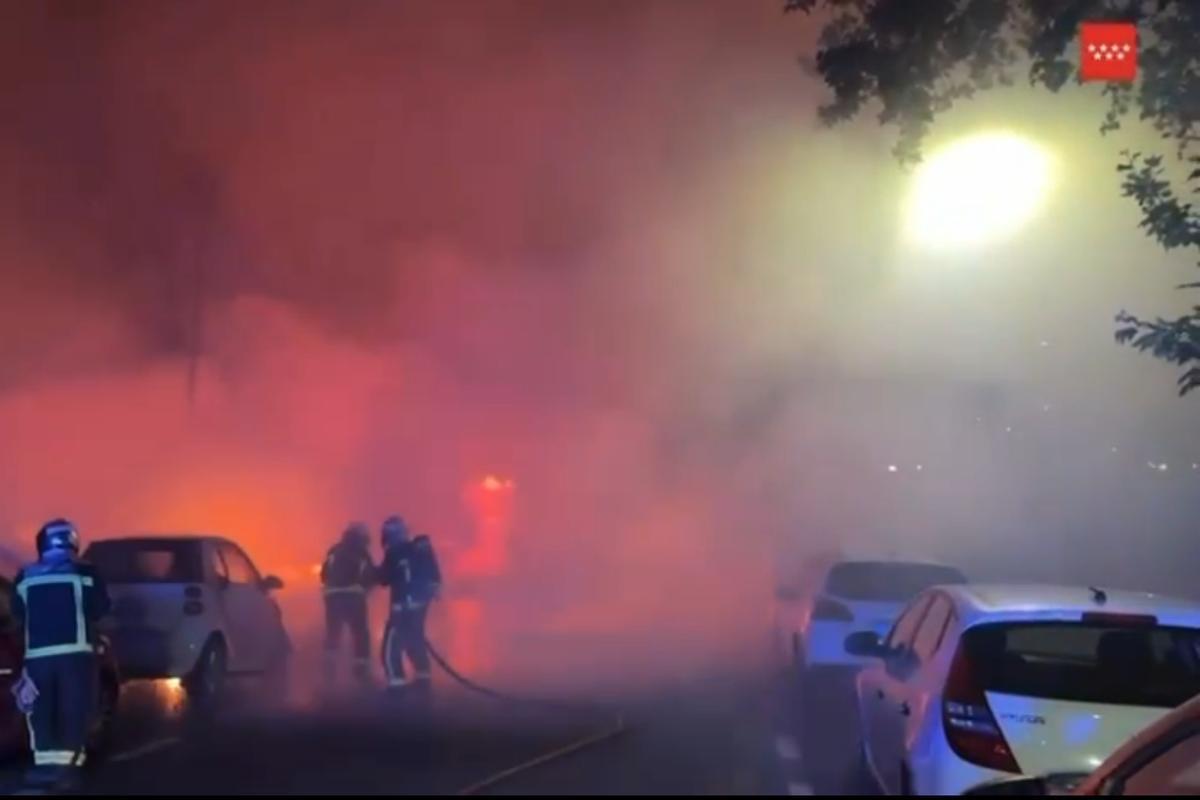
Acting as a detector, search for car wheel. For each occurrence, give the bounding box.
[185,638,227,710]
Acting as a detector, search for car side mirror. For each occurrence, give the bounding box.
[963,776,1049,796]
[844,630,887,658]
[261,575,284,592]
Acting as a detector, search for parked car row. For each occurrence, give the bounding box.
[775,557,1200,795]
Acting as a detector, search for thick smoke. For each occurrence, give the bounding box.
[1,0,1198,696]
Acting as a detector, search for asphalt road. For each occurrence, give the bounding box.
[0,655,855,795]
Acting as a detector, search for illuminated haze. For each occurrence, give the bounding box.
[1,0,1197,691]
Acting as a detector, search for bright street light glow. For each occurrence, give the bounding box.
[905,132,1054,250]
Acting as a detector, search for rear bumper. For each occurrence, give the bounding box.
[105,626,208,679]
[106,628,174,678]
[912,737,1007,795]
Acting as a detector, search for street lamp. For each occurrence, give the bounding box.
[904,132,1055,251]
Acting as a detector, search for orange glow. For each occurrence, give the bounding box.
[457,476,515,578]
[444,598,488,676]
[310,563,322,576]
[156,677,187,715]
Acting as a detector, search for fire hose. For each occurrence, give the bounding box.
[422,638,630,795]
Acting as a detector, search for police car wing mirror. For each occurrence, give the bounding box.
[844,630,886,658]
[260,575,284,592]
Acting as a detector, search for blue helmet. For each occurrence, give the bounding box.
[36,518,80,556]
[381,515,409,548]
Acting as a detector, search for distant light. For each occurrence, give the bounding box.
[904,132,1055,250]
[482,475,503,491]
[915,464,924,471]
[1042,404,1052,412]
[887,465,899,473]
[1160,463,1169,472]
[1193,463,1199,471]
[1111,446,1119,454]
[1086,756,1103,769]
[1148,461,1169,472]
[1005,426,1013,433]
[1040,340,1050,348]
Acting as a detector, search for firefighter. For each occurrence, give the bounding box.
[378,515,442,689]
[10,519,110,790]
[320,522,376,687]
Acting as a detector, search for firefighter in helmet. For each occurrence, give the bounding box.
[10,518,110,790]
[320,522,376,687]
[378,515,442,689]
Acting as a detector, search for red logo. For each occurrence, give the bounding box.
[1080,22,1137,82]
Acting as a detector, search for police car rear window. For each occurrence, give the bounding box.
[963,622,1200,708]
[86,540,203,584]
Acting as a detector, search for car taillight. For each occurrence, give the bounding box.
[942,645,1020,774]
[183,585,204,616]
[812,597,854,622]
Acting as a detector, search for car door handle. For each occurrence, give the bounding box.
[899,702,911,717]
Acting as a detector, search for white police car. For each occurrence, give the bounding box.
[845,584,1200,795]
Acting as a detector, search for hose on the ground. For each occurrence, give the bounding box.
[422,637,631,795]
[423,637,617,718]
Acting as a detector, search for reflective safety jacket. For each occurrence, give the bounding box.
[11,551,111,660]
[379,536,442,610]
[320,541,375,596]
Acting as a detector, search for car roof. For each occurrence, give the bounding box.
[937,583,1200,628]
[89,535,222,546]
[814,557,962,575]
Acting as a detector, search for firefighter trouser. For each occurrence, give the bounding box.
[324,593,370,683]
[382,604,429,687]
[24,653,97,769]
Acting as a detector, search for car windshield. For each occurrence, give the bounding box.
[85,539,204,584]
[824,562,966,602]
[962,622,1200,708]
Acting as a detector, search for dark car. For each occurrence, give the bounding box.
[0,570,120,763]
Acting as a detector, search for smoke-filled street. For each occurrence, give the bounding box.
[27,669,790,796]
[4,0,1200,795]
